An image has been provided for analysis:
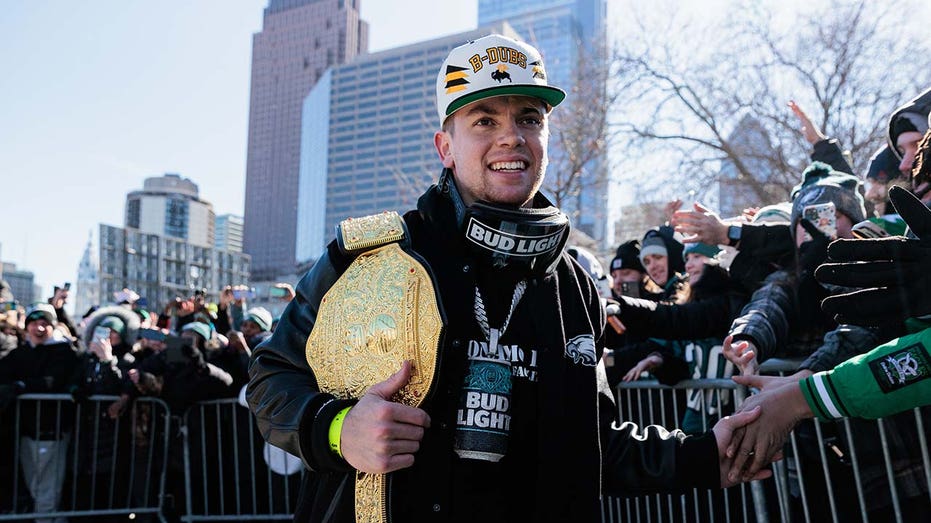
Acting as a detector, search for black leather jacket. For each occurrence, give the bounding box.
[247,184,720,523]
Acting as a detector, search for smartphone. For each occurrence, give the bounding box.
[851,220,890,239]
[139,328,167,342]
[0,301,16,312]
[268,286,289,299]
[93,326,111,345]
[63,282,71,292]
[232,288,255,300]
[801,202,837,242]
[619,282,640,299]
[163,335,190,365]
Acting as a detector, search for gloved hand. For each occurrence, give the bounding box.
[182,343,208,371]
[796,218,830,276]
[816,185,931,325]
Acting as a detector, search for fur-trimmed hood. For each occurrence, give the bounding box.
[82,305,140,346]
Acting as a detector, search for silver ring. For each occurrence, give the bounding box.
[745,450,755,456]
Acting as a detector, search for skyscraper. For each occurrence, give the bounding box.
[243,0,369,281]
[295,24,515,265]
[125,173,216,248]
[479,0,610,244]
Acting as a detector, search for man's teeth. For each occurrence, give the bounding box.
[490,161,526,171]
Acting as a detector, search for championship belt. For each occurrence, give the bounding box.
[306,211,443,523]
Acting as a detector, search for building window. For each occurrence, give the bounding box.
[126,198,140,229]
[165,198,189,240]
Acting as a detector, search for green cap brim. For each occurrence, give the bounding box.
[445,85,566,120]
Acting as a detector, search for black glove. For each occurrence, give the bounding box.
[796,218,830,275]
[816,185,931,326]
[182,343,208,371]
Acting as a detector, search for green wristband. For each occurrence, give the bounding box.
[328,406,352,458]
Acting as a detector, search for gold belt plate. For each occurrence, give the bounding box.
[306,242,442,523]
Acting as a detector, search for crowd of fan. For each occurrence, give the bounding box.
[0,281,294,521]
[577,92,931,520]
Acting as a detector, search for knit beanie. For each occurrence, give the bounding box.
[182,321,212,342]
[610,240,646,273]
[245,307,273,332]
[790,162,867,229]
[24,303,56,326]
[751,202,792,224]
[683,242,721,260]
[640,227,685,275]
[99,316,126,337]
[638,233,668,263]
[865,146,901,184]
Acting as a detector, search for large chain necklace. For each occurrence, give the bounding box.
[473,280,527,357]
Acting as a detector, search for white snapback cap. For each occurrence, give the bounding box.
[436,34,566,125]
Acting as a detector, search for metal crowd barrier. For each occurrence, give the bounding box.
[181,398,304,522]
[7,371,929,523]
[0,393,171,522]
[603,360,931,523]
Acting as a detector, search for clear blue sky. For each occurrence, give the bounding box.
[0,0,477,303]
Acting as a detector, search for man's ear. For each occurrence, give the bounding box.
[434,131,455,168]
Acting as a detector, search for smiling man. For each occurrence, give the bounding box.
[247,34,765,523]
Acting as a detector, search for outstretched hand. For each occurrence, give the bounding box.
[788,100,826,145]
[622,353,663,382]
[722,335,758,376]
[712,406,774,487]
[340,361,431,474]
[817,185,931,325]
[672,202,729,245]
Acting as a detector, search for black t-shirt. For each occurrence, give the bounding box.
[448,273,541,522]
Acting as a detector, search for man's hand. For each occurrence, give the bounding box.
[788,100,827,145]
[817,185,931,325]
[672,203,729,245]
[712,406,774,487]
[51,288,69,310]
[274,283,296,301]
[725,374,811,483]
[340,361,431,474]
[722,335,758,376]
[622,353,663,382]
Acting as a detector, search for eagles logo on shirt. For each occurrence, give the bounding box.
[566,334,597,367]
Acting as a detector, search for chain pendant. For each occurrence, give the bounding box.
[488,328,500,357]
